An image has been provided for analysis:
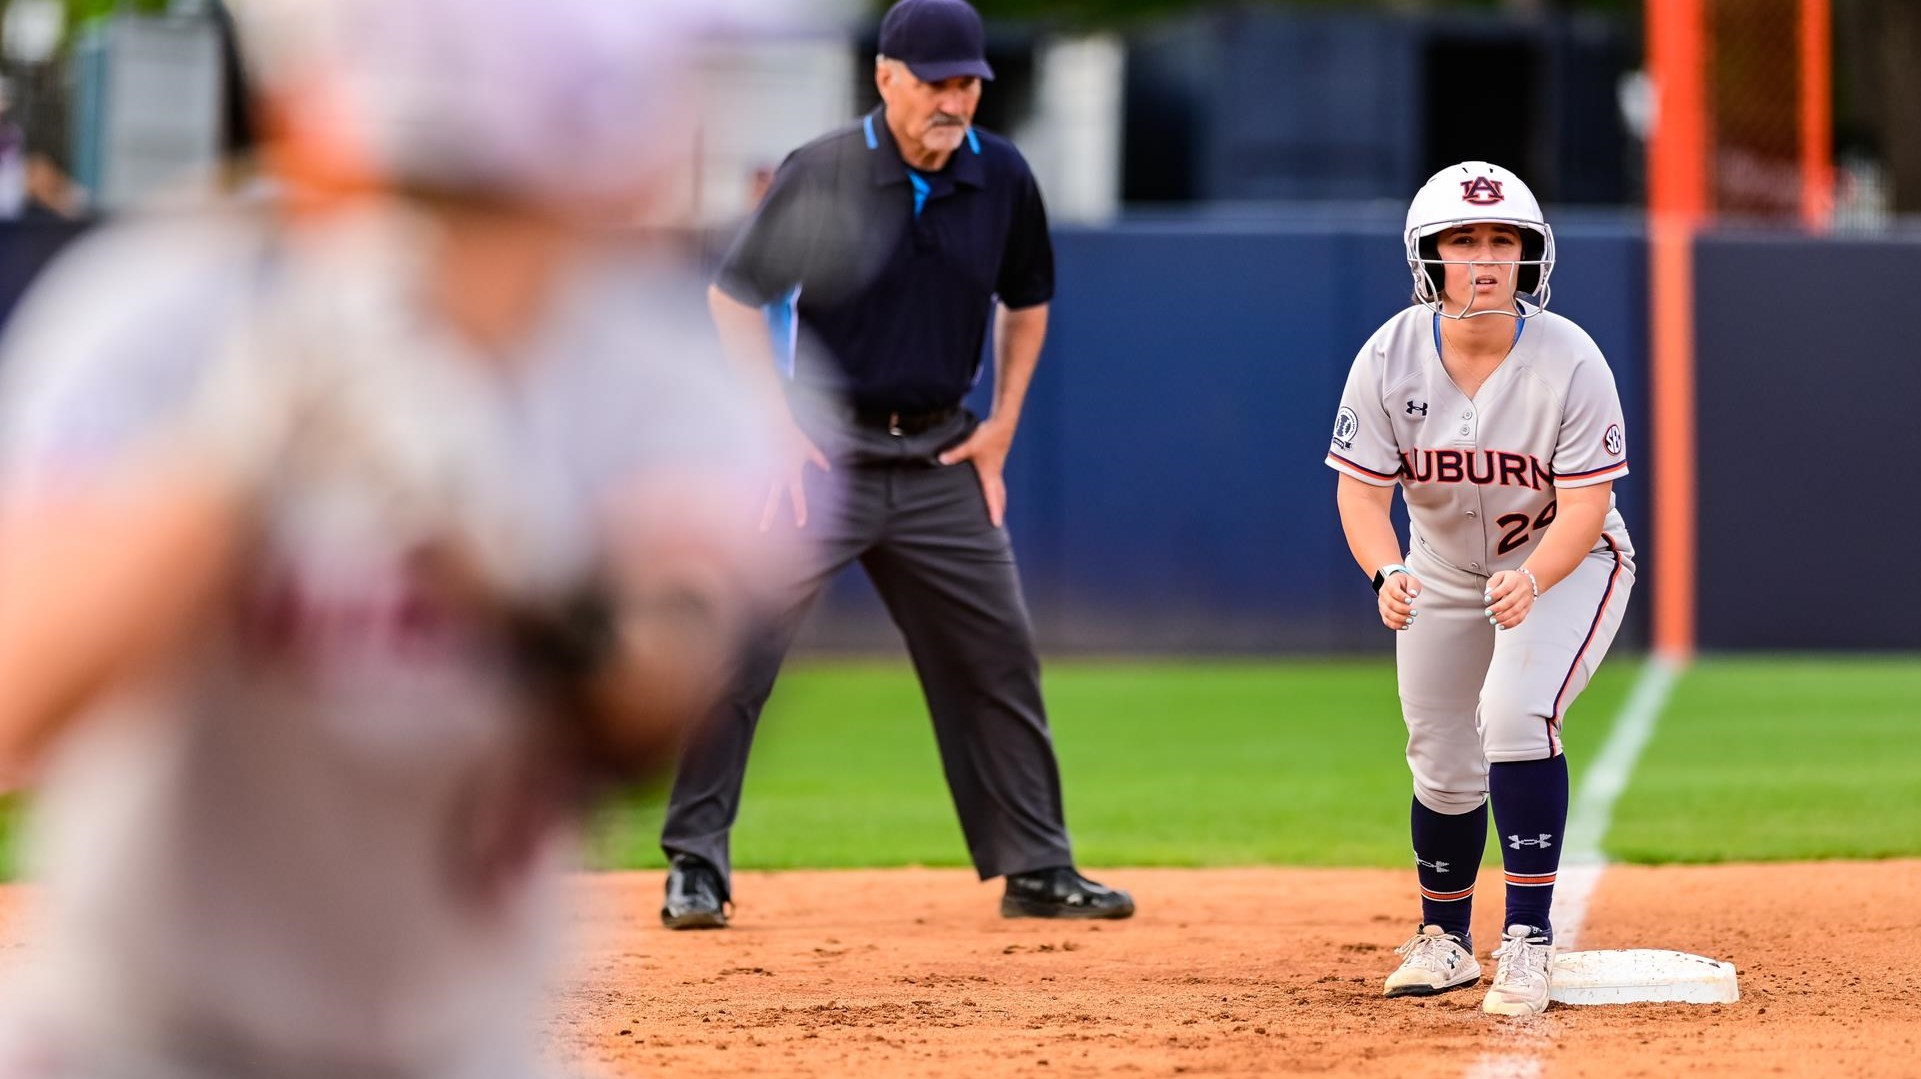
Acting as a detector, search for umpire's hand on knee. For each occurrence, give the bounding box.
[1483,570,1536,630]
[938,418,1014,528]
[1379,573,1422,631]
[761,419,831,531]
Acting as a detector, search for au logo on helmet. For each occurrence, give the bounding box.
[1460,177,1505,205]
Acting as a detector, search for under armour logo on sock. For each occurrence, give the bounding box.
[1507,834,1554,850]
[1415,857,1450,873]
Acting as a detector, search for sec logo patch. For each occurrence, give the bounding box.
[1332,407,1359,450]
[1603,423,1623,457]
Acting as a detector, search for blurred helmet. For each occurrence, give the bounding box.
[238,0,784,214]
[1404,161,1555,319]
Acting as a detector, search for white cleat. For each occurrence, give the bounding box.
[1384,924,1482,997]
[1483,924,1555,1015]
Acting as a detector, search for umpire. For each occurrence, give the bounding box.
[661,0,1133,928]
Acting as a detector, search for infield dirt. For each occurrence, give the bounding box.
[0,862,1910,1076]
[549,861,1919,1078]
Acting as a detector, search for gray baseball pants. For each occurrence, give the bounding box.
[660,407,1075,894]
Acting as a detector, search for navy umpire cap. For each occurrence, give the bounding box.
[879,0,994,82]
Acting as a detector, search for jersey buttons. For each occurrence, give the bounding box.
[1466,510,1478,519]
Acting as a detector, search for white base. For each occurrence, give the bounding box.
[1548,949,1739,1005]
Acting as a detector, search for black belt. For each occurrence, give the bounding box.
[850,405,960,436]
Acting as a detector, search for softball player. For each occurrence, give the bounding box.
[1325,162,1634,1016]
[0,3,787,1076]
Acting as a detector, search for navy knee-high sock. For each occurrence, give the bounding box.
[1488,754,1570,940]
[1411,797,1486,944]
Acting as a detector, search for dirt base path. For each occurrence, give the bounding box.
[548,861,1921,1078]
[0,862,1911,1076]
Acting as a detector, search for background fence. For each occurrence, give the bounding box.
[2,216,1913,652]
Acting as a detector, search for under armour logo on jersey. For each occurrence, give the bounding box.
[1604,423,1624,457]
[1460,177,1505,205]
[1406,400,1428,416]
[1507,833,1554,850]
[1415,857,1450,873]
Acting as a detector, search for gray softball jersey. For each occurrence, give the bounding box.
[1325,306,1633,576]
[0,210,771,1079]
[1326,304,1638,793]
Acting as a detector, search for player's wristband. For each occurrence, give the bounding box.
[1371,564,1410,594]
[1518,567,1541,597]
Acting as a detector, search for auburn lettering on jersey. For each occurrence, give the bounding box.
[1398,448,1552,490]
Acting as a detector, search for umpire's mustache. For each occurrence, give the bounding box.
[928,113,967,129]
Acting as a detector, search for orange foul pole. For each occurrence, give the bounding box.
[1647,0,1707,660]
[1800,0,1833,230]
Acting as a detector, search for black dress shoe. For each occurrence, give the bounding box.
[1001,866,1136,920]
[660,854,729,929]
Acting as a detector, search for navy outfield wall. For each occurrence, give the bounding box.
[1692,233,1921,650]
[13,221,1909,651]
[798,218,1651,653]
[0,218,1651,654]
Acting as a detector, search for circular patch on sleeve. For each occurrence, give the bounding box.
[1332,407,1359,450]
[1603,423,1624,458]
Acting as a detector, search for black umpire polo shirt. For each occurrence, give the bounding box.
[715,107,1055,415]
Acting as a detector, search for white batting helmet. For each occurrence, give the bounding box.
[237,0,793,213]
[1405,161,1555,319]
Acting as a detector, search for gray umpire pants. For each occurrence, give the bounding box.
[660,406,1076,894]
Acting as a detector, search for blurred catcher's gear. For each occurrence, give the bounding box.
[1405,160,1555,319]
[211,211,755,797]
[505,575,736,791]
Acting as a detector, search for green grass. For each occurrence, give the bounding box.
[1605,655,1921,863]
[588,656,1643,871]
[2,655,1913,879]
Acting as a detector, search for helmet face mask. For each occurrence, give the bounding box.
[1404,162,1555,320]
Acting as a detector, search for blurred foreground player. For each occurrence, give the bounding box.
[660,0,1132,929]
[0,1,789,1076]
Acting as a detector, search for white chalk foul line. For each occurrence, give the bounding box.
[1462,1052,1545,1079]
[1565,653,1686,861]
[1552,652,1685,950]
[1458,652,1686,1079]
